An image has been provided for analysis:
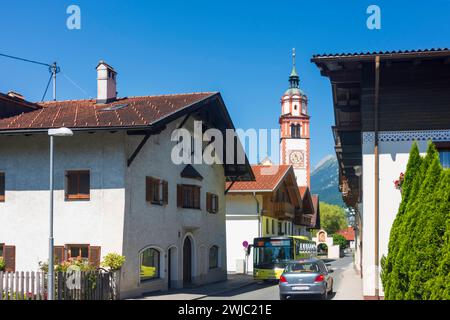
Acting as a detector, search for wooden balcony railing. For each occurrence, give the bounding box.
[274,201,295,219]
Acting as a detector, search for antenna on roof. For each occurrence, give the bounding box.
[0,52,60,101]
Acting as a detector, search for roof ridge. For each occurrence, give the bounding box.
[37,92,218,105]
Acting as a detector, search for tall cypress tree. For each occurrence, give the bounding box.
[390,141,437,299]
[382,142,422,298]
[425,170,450,299]
[404,156,442,299]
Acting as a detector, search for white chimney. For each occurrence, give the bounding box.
[96,61,117,103]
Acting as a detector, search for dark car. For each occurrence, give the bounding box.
[279,258,334,300]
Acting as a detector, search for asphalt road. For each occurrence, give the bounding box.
[201,254,354,300]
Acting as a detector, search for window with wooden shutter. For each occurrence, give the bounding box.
[4,245,15,272]
[178,184,201,209]
[0,172,5,202]
[146,177,168,205]
[65,170,90,201]
[89,246,101,267]
[66,244,89,260]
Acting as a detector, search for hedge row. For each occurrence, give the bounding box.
[381,141,450,299]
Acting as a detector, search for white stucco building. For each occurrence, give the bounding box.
[0,62,253,298]
[312,48,450,299]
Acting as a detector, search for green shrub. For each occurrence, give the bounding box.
[382,141,450,300]
[0,257,5,271]
[332,234,348,249]
[101,253,126,271]
[382,142,422,298]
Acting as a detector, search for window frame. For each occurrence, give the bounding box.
[206,192,219,213]
[65,170,91,201]
[178,184,201,210]
[435,142,450,169]
[66,244,90,261]
[209,245,219,269]
[140,247,161,283]
[146,177,168,205]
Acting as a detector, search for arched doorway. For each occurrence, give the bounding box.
[183,237,192,286]
[317,243,328,256]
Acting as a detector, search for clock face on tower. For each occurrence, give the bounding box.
[289,150,305,168]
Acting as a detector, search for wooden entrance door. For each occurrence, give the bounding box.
[183,237,192,285]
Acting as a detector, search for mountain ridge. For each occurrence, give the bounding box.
[311,155,345,207]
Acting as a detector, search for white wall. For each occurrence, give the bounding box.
[225,193,261,273]
[0,132,126,272]
[361,130,442,297]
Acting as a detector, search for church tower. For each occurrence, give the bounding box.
[279,49,311,187]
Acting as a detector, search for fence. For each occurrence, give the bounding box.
[0,270,120,300]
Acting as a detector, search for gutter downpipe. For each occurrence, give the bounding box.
[252,192,261,237]
[374,55,380,300]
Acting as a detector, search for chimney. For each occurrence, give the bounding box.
[96,61,117,103]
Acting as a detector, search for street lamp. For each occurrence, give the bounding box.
[48,127,73,300]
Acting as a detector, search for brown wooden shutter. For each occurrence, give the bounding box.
[206,193,211,212]
[54,246,65,264]
[193,186,200,209]
[4,245,15,272]
[146,177,153,202]
[177,184,183,207]
[162,181,168,205]
[89,246,101,267]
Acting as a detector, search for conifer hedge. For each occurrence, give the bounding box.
[382,141,450,300]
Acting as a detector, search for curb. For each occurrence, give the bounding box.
[192,280,257,300]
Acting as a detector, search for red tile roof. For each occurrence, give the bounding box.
[0,92,215,132]
[337,227,355,241]
[226,165,291,192]
[298,186,307,198]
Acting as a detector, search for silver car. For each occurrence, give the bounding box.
[279,258,334,300]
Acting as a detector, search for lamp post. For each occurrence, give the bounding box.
[48,127,73,300]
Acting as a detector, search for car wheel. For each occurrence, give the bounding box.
[321,290,328,300]
[280,294,287,300]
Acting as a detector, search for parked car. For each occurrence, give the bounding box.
[279,258,334,300]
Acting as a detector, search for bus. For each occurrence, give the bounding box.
[251,236,317,281]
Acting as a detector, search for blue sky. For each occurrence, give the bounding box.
[1,0,449,167]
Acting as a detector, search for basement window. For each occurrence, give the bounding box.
[66,170,90,201]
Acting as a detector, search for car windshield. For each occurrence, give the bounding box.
[285,262,320,273]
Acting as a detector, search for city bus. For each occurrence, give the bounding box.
[251,236,317,281]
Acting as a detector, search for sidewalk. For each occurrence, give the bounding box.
[333,265,363,300]
[132,274,255,300]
